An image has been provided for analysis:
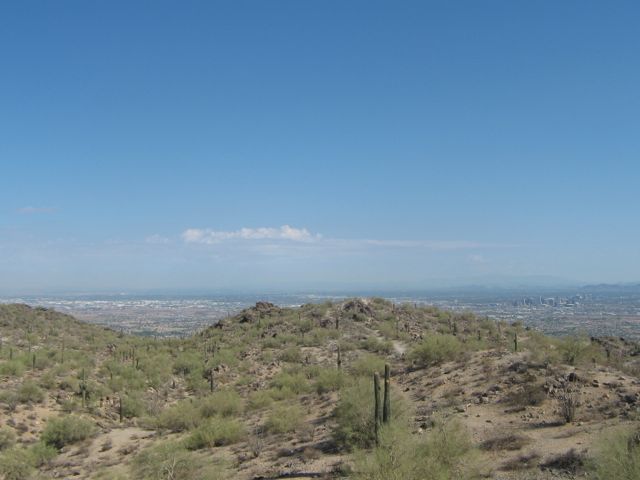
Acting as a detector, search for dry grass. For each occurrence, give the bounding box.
[480,434,530,451]
[500,451,541,471]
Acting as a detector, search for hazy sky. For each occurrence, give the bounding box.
[1,1,639,293]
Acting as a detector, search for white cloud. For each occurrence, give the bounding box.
[181,225,517,258]
[182,225,317,244]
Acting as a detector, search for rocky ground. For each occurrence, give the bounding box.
[1,300,639,479]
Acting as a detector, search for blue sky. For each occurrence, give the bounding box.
[1,1,639,293]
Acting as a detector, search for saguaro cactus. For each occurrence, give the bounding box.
[80,368,87,408]
[373,372,381,445]
[337,345,342,370]
[514,331,519,352]
[383,364,391,423]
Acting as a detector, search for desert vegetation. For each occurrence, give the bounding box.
[0,300,639,478]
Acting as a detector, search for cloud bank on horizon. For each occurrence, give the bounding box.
[0,222,627,292]
[182,225,317,244]
[178,225,512,251]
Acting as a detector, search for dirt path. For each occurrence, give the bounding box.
[392,340,408,356]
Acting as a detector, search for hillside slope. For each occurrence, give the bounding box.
[0,300,639,479]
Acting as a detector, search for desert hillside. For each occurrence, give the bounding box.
[0,300,639,479]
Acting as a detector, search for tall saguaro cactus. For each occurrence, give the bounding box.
[80,368,87,408]
[373,372,381,445]
[383,364,391,423]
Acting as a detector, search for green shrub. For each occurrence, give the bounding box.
[39,370,57,389]
[59,375,79,391]
[0,361,25,377]
[265,404,304,434]
[0,427,16,451]
[350,354,387,377]
[184,417,245,449]
[360,336,393,354]
[409,334,462,367]
[31,353,51,370]
[199,390,243,418]
[156,400,201,432]
[185,370,208,394]
[301,328,331,347]
[28,441,57,467]
[173,352,202,376]
[262,336,284,349]
[592,428,640,479]
[41,415,96,449]
[377,321,408,341]
[270,371,310,395]
[560,335,593,366]
[333,376,410,450]
[0,447,34,480]
[121,394,146,418]
[314,368,345,394]
[523,331,561,364]
[352,312,368,322]
[302,364,321,379]
[209,348,240,368]
[338,339,358,352]
[141,359,172,390]
[353,420,482,480]
[61,398,81,413]
[279,346,303,363]
[16,381,45,404]
[247,390,274,411]
[132,440,227,479]
[268,386,298,401]
[0,391,19,412]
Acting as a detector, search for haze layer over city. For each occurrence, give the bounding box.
[4,283,640,339]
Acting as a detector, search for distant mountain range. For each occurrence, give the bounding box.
[7,278,640,298]
[581,283,640,292]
